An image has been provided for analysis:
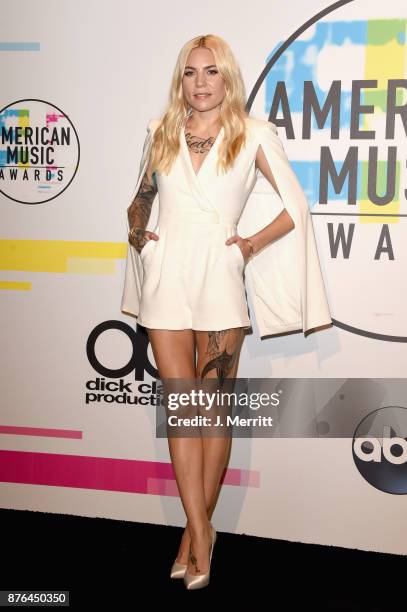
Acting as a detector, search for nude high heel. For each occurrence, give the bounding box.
[170,529,190,578]
[183,524,217,590]
[170,558,188,579]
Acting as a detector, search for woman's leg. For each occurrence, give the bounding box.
[146,328,208,567]
[197,327,245,513]
[181,327,246,576]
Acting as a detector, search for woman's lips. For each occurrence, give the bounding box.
[194,94,211,99]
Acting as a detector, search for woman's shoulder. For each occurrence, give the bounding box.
[244,115,278,135]
[146,115,275,134]
[144,115,278,143]
[146,117,163,134]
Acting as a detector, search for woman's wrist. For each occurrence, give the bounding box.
[128,226,144,240]
[244,237,255,259]
[128,226,148,253]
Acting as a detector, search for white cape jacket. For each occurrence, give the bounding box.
[121,117,332,338]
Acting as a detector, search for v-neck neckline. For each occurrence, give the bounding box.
[181,121,224,178]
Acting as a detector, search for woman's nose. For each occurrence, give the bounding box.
[195,75,207,87]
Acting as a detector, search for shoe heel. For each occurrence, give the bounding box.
[183,524,216,590]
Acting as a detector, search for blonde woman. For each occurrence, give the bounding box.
[121,34,332,589]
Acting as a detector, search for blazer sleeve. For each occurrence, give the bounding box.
[256,120,309,231]
[127,120,155,212]
[121,120,156,318]
[252,120,332,334]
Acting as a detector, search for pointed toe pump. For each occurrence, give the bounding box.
[170,558,188,579]
[183,524,217,590]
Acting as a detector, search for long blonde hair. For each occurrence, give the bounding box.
[148,34,249,177]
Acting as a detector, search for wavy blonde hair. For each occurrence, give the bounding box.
[148,34,249,177]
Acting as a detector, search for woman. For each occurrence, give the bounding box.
[121,34,332,589]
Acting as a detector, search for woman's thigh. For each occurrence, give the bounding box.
[194,327,245,380]
[146,328,198,431]
[146,328,196,378]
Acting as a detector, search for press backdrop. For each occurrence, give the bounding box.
[1,0,407,555]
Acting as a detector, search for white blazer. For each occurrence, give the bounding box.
[121,116,332,338]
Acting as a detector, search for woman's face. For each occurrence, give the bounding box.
[182,47,225,115]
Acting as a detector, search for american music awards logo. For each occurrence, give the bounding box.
[0,98,80,204]
[249,0,407,342]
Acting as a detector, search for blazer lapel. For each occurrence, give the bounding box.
[178,122,224,214]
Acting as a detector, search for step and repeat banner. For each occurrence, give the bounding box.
[1,0,407,555]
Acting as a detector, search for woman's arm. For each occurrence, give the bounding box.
[127,167,158,253]
[246,146,295,254]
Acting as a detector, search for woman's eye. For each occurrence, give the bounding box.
[183,69,218,77]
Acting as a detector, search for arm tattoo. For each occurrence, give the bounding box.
[127,169,158,253]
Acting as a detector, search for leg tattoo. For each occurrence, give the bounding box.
[199,329,241,383]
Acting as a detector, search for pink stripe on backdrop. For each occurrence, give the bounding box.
[0,450,259,495]
[0,425,82,439]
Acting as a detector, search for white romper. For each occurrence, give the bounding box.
[136,120,252,331]
[121,116,333,338]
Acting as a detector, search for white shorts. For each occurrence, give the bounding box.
[136,210,252,331]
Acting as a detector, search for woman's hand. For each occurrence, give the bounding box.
[128,227,159,255]
[225,235,253,264]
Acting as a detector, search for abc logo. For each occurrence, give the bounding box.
[352,406,407,494]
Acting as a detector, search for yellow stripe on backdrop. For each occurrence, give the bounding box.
[0,239,128,280]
